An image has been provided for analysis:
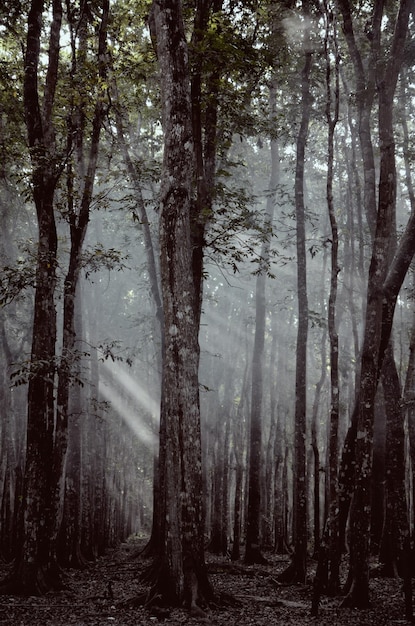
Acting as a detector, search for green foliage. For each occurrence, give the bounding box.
[82,244,129,278]
[0,23,26,175]
[109,0,159,129]
[0,257,36,306]
[10,347,93,387]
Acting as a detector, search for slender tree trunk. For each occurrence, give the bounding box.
[110,72,163,559]
[263,305,279,549]
[231,353,250,561]
[336,0,381,239]
[57,283,87,568]
[245,80,279,565]
[310,322,327,560]
[0,318,15,562]
[279,0,312,583]
[311,13,341,608]
[52,0,108,565]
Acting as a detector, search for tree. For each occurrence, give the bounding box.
[324,1,341,592]
[147,0,213,612]
[0,0,110,592]
[109,32,164,559]
[3,0,64,593]
[311,3,341,604]
[340,0,412,609]
[279,0,312,584]
[245,78,279,565]
[56,0,109,567]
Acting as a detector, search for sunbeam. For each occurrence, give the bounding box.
[99,361,159,447]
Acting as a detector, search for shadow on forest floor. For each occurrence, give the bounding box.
[0,538,411,625]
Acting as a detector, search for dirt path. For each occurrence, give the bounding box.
[0,540,410,625]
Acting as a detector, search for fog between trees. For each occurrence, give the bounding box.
[1,0,415,617]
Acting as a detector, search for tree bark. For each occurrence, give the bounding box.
[279,0,312,584]
[4,0,62,594]
[148,0,213,611]
[311,12,341,609]
[341,0,412,609]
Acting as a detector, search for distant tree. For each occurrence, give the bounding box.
[57,0,109,567]
[245,78,279,565]
[0,57,30,560]
[207,363,233,556]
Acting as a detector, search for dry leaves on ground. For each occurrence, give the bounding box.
[0,539,412,625]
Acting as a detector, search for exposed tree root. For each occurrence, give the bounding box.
[140,559,159,586]
[132,555,241,618]
[244,545,269,566]
[131,534,158,560]
[340,580,371,610]
[61,546,90,570]
[277,559,307,585]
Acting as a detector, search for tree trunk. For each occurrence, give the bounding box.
[336,0,381,239]
[279,0,312,583]
[379,349,410,575]
[245,80,279,565]
[58,285,86,568]
[2,0,62,594]
[231,353,250,562]
[52,0,108,565]
[313,13,342,608]
[147,0,213,611]
[341,0,412,609]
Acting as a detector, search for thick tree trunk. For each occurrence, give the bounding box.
[148,0,213,611]
[2,0,62,594]
[341,0,412,609]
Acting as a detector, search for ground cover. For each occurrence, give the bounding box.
[0,539,410,625]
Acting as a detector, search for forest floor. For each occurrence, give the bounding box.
[0,537,412,625]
